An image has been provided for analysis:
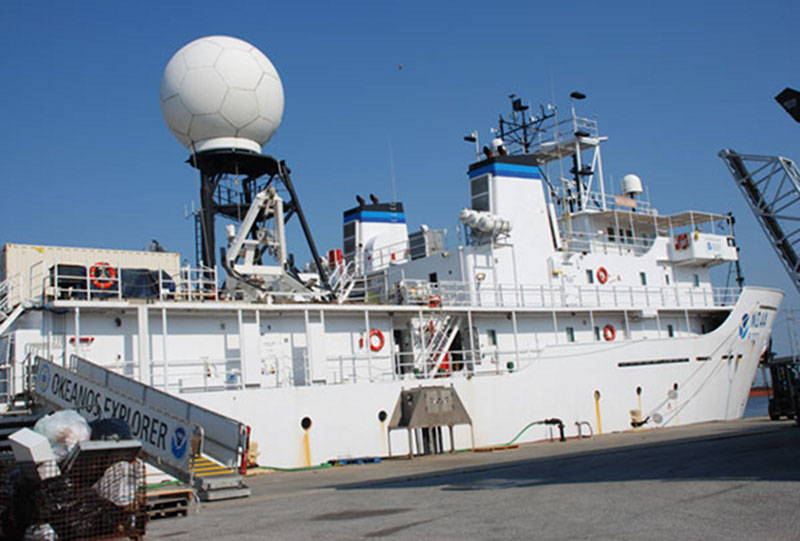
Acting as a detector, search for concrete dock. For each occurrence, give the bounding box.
[148,418,800,540]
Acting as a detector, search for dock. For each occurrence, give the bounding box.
[148,417,800,540]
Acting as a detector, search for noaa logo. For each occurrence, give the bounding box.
[739,313,750,339]
[37,365,50,392]
[171,427,188,459]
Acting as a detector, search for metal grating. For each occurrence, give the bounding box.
[0,444,146,539]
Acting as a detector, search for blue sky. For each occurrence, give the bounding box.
[2,1,799,350]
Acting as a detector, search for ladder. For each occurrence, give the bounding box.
[719,150,800,293]
[31,355,251,500]
[416,315,462,376]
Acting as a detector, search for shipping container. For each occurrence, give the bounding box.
[1,243,181,308]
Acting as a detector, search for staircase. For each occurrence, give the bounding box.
[0,276,26,359]
[415,315,462,376]
[329,261,358,303]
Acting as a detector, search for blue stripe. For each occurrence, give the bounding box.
[468,162,542,179]
[344,210,406,224]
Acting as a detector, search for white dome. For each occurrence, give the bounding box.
[160,35,284,154]
[621,173,643,196]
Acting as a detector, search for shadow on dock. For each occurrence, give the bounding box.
[335,423,800,492]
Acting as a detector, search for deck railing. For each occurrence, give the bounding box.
[394,280,740,310]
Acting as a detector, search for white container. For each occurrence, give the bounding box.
[1,242,181,307]
[9,427,56,463]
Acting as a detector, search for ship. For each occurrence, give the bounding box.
[0,36,783,468]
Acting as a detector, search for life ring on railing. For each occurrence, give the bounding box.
[369,329,385,352]
[603,324,616,342]
[90,262,116,289]
[596,267,609,284]
[674,233,689,251]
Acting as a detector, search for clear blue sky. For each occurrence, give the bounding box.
[1,1,799,350]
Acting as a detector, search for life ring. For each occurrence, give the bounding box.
[369,329,384,352]
[674,233,689,250]
[596,267,609,284]
[603,324,616,341]
[90,262,116,289]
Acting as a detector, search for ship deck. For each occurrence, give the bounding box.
[149,417,800,540]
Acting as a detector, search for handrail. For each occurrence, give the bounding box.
[394,279,740,310]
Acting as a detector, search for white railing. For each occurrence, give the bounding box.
[555,186,657,216]
[394,279,740,310]
[47,264,219,302]
[0,273,22,315]
[561,230,658,256]
[149,356,244,393]
[325,348,538,384]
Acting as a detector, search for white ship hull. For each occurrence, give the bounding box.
[5,286,780,468]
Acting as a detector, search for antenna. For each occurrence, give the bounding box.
[387,136,398,202]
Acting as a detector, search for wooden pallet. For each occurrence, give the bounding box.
[146,486,194,520]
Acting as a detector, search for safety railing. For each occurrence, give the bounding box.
[325,347,539,384]
[561,230,659,256]
[392,279,741,310]
[554,186,657,216]
[47,264,219,302]
[0,273,22,316]
[148,356,245,393]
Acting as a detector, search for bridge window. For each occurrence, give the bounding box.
[566,327,575,343]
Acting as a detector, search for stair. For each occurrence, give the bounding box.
[0,305,24,337]
[415,315,462,377]
[191,455,251,501]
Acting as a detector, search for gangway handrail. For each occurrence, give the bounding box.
[30,355,249,486]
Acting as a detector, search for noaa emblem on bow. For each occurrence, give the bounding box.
[738,313,750,339]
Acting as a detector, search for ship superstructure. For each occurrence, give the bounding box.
[0,37,782,468]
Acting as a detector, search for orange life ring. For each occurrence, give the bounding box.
[603,324,616,341]
[596,267,609,284]
[674,233,689,250]
[369,329,384,352]
[90,262,116,289]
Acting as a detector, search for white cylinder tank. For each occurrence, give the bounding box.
[621,174,643,197]
[160,35,285,154]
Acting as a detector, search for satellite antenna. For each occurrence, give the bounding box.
[160,35,330,289]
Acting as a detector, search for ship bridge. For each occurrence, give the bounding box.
[561,207,738,265]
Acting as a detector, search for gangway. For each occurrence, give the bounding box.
[719,149,800,294]
[30,354,251,500]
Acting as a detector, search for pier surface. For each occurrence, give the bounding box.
[149,418,800,540]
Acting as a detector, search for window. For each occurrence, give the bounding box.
[471,175,490,211]
[586,269,594,284]
[607,227,616,242]
[667,324,674,338]
[626,229,634,244]
[429,272,438,284]
[665,274,670,285]
[693,274,700,287]
[566,327,575,343]
[487,329,497,346]
[594,326,601,341]
[640,272,647,286]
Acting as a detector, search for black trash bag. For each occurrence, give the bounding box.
[89,418,132,441]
